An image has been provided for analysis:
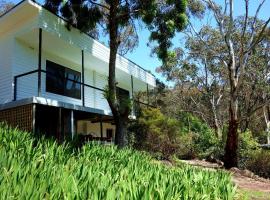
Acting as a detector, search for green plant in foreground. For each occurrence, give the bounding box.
[0,124,236,199]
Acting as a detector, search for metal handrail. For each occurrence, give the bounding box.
[14,70,39,101]
[13,69,156,108]
[13,69,105,101]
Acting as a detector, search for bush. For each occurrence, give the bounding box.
[129,109,220,160]
[238,130,259,168]
[176,112,221,159]
[245,150,270,178]
[129,108,180,160]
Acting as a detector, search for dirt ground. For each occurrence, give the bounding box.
[181,159,270,199]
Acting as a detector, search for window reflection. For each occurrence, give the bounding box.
[46,60,81,99]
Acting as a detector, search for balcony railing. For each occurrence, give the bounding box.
[13,69,156,114]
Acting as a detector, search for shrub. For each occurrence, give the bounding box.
[238,130,259,168]
[129,108,180,159]
[129,109,220,160]
[245,150,270,178]
[176,112,221,159]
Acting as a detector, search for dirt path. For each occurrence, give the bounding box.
[232,170,270,193]
[181,159,270,199]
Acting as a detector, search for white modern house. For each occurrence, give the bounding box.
[0,0,156,142]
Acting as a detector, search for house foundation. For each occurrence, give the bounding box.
[0,104,34,132]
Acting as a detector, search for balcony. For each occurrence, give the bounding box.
[13,69,155,116]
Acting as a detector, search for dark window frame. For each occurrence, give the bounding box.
[116,87,130,100]
[106,129,113,139]
[46,60,81,99]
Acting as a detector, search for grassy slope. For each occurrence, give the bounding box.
[238,189,270,200]
[0,124,236,199]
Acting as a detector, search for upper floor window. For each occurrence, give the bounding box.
[116,87,130,105]
[46,60,81,99]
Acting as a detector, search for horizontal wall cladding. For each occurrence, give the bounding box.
[12,40,133,114]
[37,8,156,87]
[16,73,38,100]
[13,39,38,100]
[0,36,13,104]
[94,72,110,112]
[1,1,149,113]
[84,69,94,108]
[8,13,41,103]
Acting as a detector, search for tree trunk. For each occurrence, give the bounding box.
[267,122,270,144]
[114,116,128,147]
[212,103,222,139]
[107,1,129,147]
[210,93,222,139]
[224,35,239,168]
[213,120,222,139]
[241,118,249,133]
[224,101,239,168]
[263,105,270,144]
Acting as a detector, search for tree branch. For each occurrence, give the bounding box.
[246,16,270,53]
[89,0,110,10]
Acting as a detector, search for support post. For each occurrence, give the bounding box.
[81,50,85,106]
[131,75,134,98]
[100,116,103,139]
[131,75,134,115]
[71,110,75,140]
[146,83,150,106]
[13,76,17,101]
[58,108,62,142]
[38,28,42,97]
[32,104,36,133]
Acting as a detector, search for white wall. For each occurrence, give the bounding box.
[0,36,13,104]
[0,5,38,104]
[38,7,156,87]
[11,39,132,114]
[13,39,38,100]
[0,0,149,111]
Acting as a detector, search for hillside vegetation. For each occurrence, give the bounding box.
[0,124,236,199]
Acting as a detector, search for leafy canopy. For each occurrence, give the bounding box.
[44,0,188,61]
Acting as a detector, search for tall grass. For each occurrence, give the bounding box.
[0,124,236,199]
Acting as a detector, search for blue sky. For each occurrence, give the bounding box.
[9,0,270,84]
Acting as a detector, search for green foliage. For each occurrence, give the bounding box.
[0,124,236,199]
[104,85,132,115]
[245,150,270,179]
[130,108,180,159]
[238,130,259,168]
[186,0,205,19]
[44,0,188,62]
[177,112,220,158]
[130,108,219,160]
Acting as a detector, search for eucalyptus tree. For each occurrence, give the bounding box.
[158,26,228,139]
[204,0,270,168]
[159,0,270,168]
[44,0,188,147]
